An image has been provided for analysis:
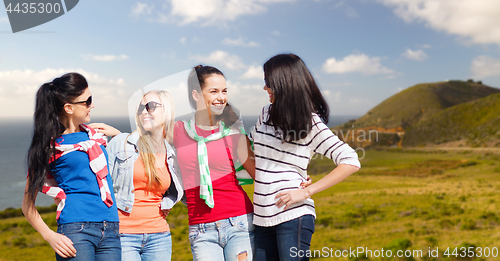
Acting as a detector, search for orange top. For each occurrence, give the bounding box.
[118,154,171,234]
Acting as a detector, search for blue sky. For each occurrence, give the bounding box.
[1,0,500,119]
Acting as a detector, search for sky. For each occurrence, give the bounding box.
[1,0,500,119]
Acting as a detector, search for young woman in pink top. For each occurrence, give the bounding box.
[173,65,256,261]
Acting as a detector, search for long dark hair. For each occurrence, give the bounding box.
[26,73,88,201]
[187,65,239,127]
[264,53,329,142]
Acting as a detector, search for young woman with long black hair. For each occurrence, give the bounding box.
[22,73,121,261]
[251,54,361,261]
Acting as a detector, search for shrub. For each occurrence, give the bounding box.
[0,205,57,219]
[439,219,454,229]
[385,239,412,251]
[430,169,444,174]
[0,208,23,219]
[349,252,370,261]
[20,221,35,234]
[42,214,58,228]
[12,237,27,248]
[316,217,333,227]
[448,242,477,261]
[431,202,464,217]
[424,236,438,247]
[479,212,498,221]
[0,222,17,231]
[460,219,476,230]
[459,161,477,167]
[384,239,415,260]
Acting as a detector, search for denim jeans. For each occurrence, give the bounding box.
[189,213,254,261]
[254,215,315,261]
[120,231,172,261]
[56,221,121,261]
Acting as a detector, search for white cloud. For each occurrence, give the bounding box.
[226,80,267,115]
[241,65,263,79]
[222,37,259,47]
[162,50,177,60]
[380,0,500,46]
[130,2,154,17]
[82,54,129,62]
[322,53,394,75]
[179,37,187,44]
[334,1,359,18]
[350,98,371,104]
[419,44,432,49]
[334,91,341,102]
[327,82,352,88]
[402,49,428,61]
[145,0,296,26]
[272,31,281,36]
[227,80,262,94]
[0,69,127,117]
[193,50,246,71]
[381,74,399,80]
[194,51,265,80]
[192,36,201,43]
[322,90,341,102]
[193,51,265,81]
[0,16,8,24]
[471,56,500,79]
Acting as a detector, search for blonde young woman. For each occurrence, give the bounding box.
[91,90,183,261]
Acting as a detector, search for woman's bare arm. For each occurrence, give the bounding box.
[22,182,77,258]
[275,164,359,210]
[236,135,255,179]
[88,123,121,137]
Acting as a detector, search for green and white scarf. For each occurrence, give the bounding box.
[183,117,253,208]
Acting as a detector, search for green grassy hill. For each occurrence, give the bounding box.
[350,81,499,130]
[3,149,500,260]
[403,92,500,147]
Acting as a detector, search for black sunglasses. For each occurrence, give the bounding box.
[70,96,92,108]
[138,101,162,114]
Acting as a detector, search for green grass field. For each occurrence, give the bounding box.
[2,149,499,260]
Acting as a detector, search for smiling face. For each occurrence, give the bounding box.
[138,93,164,133]
[263,85,274,103]
[67,87,94,125]
[194,74,227,116]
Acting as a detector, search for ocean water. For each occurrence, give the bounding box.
[0,115,357,211]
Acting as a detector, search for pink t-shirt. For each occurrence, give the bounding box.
[173,121,253,225]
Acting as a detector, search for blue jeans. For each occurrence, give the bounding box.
[56,221,121,261]
[189,213,254,261]
[119,231,172,261]
[254,215,315,261]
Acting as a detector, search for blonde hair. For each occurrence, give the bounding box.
[132,90,175,189]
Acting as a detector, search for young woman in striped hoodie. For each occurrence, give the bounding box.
[251,54,361,261]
